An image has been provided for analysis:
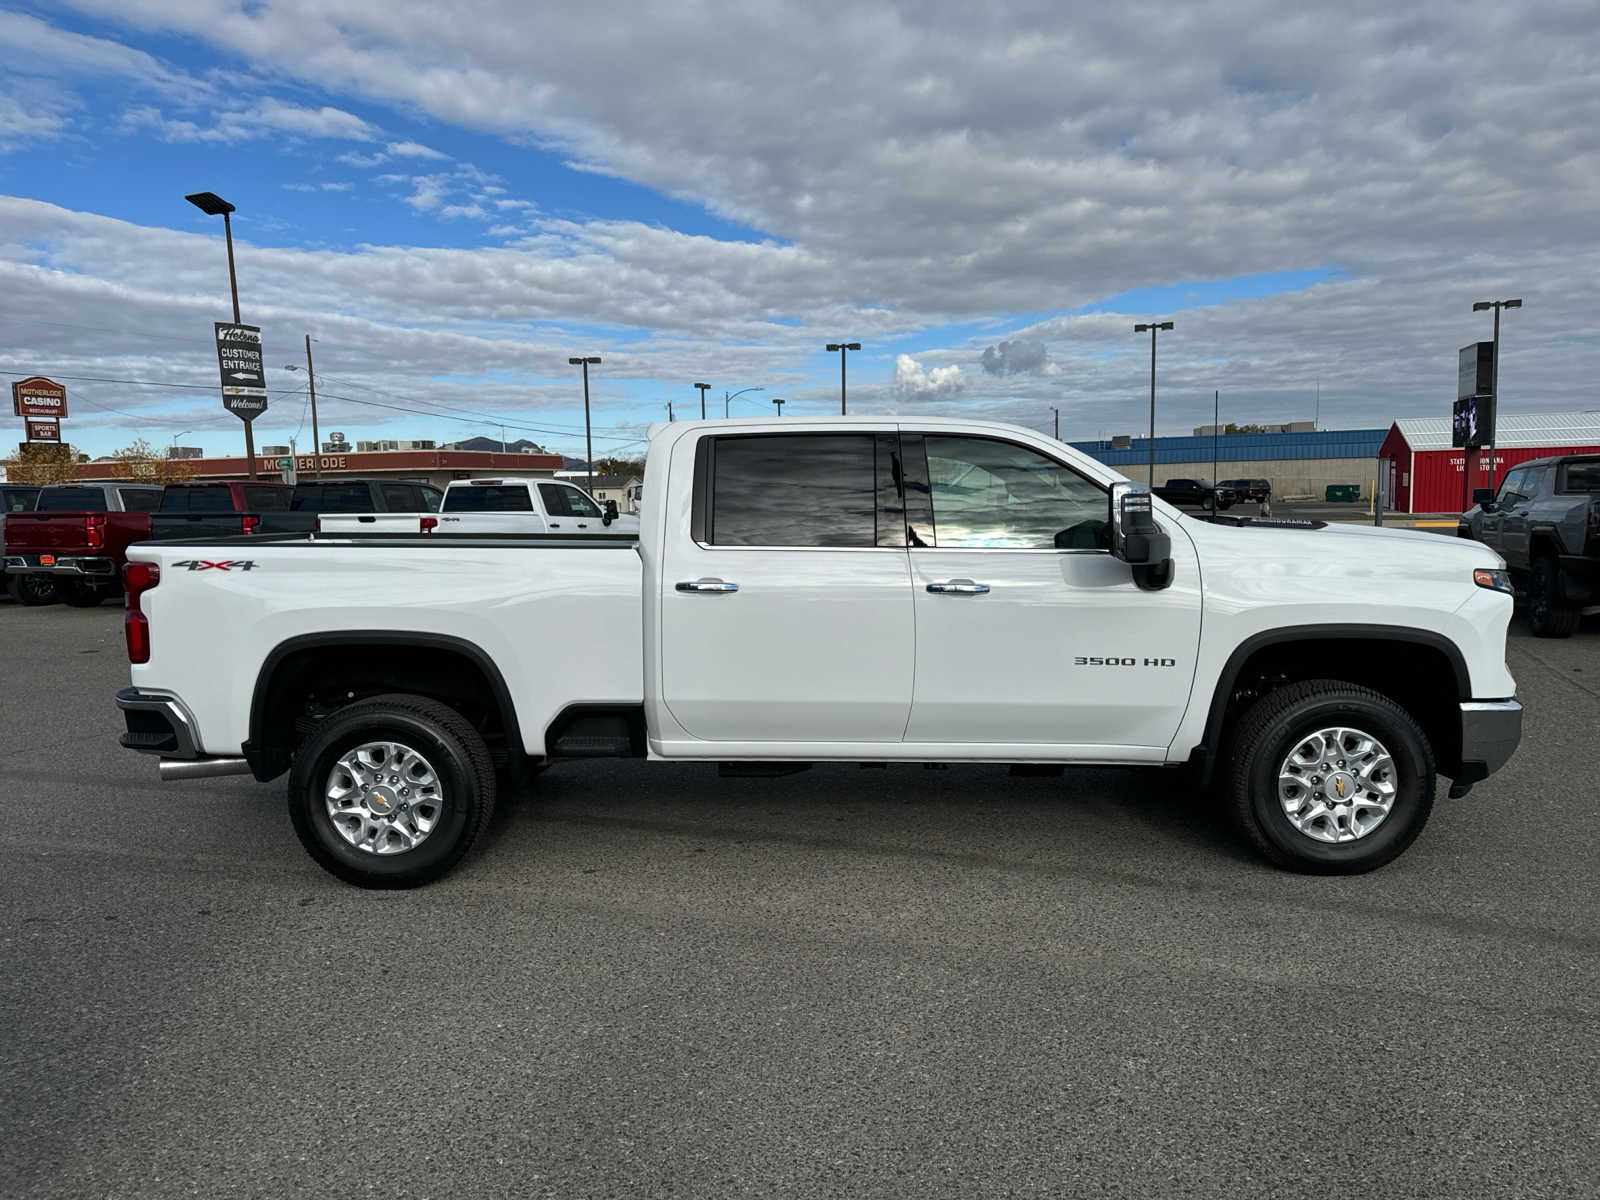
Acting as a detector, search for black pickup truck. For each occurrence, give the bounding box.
[1459,454,1600,637]
[255,477,444,534]
[1153,478,1235,510]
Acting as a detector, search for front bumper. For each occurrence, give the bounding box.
[116,687,201,757]
[1453,699,1523,790]
[5,554,116,577]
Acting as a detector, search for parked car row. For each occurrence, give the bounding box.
[2,474,632,606]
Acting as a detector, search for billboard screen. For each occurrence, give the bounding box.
[1452,395,1495,449]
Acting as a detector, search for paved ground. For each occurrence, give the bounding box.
[2,599,1597,1199]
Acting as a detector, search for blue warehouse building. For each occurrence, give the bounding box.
[1069,428,1389,500]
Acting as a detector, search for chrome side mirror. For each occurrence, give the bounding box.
[1109,481,1174,591]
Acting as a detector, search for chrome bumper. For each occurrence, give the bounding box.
[1455,699,1523,790]
[6,555,116,577]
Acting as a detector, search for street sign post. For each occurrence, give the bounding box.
[12,377,67,419]
[215,323,269,419]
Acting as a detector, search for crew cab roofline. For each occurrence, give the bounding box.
[244,630,525,781]
[1192,623,1472,784]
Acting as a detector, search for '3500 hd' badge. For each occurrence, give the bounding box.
[172,560,258,571]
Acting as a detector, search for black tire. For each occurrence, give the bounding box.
[59,582,111,607]
[1218,498,1234,510]
[9,574,58,606]
[1528,555,1579,639]
[1225,680,1435,874]
[287,693,496,888]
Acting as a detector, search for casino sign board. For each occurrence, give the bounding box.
[12,376,67,419]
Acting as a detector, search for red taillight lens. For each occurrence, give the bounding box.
[86,513,106,550]
[420,516,438,532]
[242,514,260,534]
[123,561,159,664]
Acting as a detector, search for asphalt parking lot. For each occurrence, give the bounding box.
[3,601,1597,1199]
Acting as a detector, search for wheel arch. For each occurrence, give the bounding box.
[1196,625,1469,786]
[245,631,524,782]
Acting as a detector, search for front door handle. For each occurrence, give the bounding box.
[926,579,990,595]
[676,578,739,594]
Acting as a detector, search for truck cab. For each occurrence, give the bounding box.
[439,477,640,534]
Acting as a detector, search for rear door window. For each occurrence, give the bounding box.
[706,434,877,547]
[119,489,162,512]
[3,488,40,512]
[1559,461,1600,492]
[538,484,573,517]
[242,486,290,511]
[379,483,414,510]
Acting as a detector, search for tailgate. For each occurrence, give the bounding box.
[148,514,250,541]
[3,513,95,553]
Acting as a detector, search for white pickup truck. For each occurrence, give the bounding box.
[438,476,641,535]
[115,417,1522,887]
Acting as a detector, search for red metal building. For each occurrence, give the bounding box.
[1379,412,1600,514]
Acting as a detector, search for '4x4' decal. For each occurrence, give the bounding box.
[172,560,258,571]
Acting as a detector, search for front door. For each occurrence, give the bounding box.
[658,430,915,744]
[901,433,1203,755]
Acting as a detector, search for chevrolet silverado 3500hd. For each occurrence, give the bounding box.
[115,417,1522,886]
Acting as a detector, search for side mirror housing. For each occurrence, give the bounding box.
[603,498,618,525]
[1472,488,1495,511]
[1109,481,1174,590]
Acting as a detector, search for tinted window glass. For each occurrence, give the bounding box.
[417,485,443,512]
[183,488,236,512]
[293,483,374,512]
[119,489,161,512]
[560,485,602,517]
[1496,469,1530,504]
[380,483,413,510]
[37,488,103,511]
[710,434,876,547]
[243,486,290,511]
[2,487,40,512]
[1560,461,1600,492]
[923,436,1108,550]
[443,485,533,512]
[538,483,572,517]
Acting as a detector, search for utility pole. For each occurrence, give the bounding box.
[825,342,861,415]
[666,401,675,422]
[568,355,601,491]
[1133,321,1173,486]
[693,381,711,420]
[1052,407,1059,439]
[303,335,321,476]
[1472,298,1522,491]
[1212,390,1219,495]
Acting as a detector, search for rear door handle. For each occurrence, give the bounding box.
[926,579,990,595]
[676,578,739,593]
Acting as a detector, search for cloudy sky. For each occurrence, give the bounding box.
[2,1,1596,460]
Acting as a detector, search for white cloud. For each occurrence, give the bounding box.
[123,99,378,144]
[894,354,964,398]
[0,11,198,97]
[386,139,447,159]
[0,96,68,150]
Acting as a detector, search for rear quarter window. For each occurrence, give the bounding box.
[1558,461,1600,492]
[119,489,162,512]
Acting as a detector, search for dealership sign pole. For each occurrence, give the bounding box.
[215,322,268,478]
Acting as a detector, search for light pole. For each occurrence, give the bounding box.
[1134,321,1173,485]
[825,342,861,415]
[281,335,322,475]
[665,402,675,422]
[724,386,764,417]
[568,355,601,490]
[170,429,191,458]
[772,397,785,417]
[692,382,711,419]
[1472,298,1522,490]
[1051,407,1059,439]
[186,190,257,478]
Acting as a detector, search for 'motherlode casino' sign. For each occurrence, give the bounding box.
[12,377,68,419]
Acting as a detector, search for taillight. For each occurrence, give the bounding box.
[86,513,106,550]
[314,516,323,532]
[124,561,160,664]
[420,516,438,532]
[242,514,260,534]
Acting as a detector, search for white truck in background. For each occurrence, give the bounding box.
[438,477,641,535]
[116,416,1522,888]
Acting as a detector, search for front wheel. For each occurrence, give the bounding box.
[9,574,58,606]
[287,694,497,888]
[1225,681,1435,873]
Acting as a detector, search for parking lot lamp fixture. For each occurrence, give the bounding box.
[568,356,602,490]
[825,342,861,415]
[772,397,785,417]
[693,382,711,420]
[1134,322,1173,485]
[186,190,257,478]
[724,386,764,417]
[1471,299,1522,490]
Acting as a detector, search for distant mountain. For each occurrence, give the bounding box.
[448,436,549,454]
[562,456,587,469]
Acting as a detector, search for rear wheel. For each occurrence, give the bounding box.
[1226,680,1435,873]
[9,574,58,606]
[1528,555,1579,638]
[59,581,113,607]
[288,694,497,888]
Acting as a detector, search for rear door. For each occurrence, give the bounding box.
[658,430,914,744]
[901,431,1202,755]
[439,483,548,532]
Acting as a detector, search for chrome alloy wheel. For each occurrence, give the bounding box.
[325,741,445,855]
[1276,726,1397,844]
